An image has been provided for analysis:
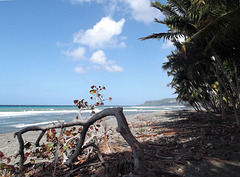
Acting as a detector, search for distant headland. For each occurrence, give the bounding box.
[140,98,186,106]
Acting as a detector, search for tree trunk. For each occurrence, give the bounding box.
[211,65,240,124]
[205,82,219,112]
[213,54,238,94]
[233,60,240,114]
[218,77,227,119]
[190,82,211,112]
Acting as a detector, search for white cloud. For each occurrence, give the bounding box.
[69,0,103,4]
[68,0,162,24]
[90,50,107,64]
[178,36,185,43]
[73,17,125,49]
[74,66,87,74]
[162,37,186,49]
[124,0,162,24]
[162,57,168,62]
[162,40,174,49]
[90,50,123,72]
[104,63,123,72]
[61,47,86,60]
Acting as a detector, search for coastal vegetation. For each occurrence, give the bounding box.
[141,0,240,124]
[141,98,187,106]
[0,86,152,176]
[1,1,240,176]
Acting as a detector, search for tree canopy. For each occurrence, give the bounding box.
[142,0,240,124]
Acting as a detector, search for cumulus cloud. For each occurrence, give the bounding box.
[162,37,186,49]
[61,47,86,60]
[68,0,162,24]
[90,50,107,64]
[90,50,123,72]
[162,40,174,49]
[124,0,162,24]
[73,17,125,49]
[74,65,87,74]
[69,0,103,4]
[104,0,119,17]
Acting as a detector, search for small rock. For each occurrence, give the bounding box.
[207,143,212,147]
[177,168,184,174]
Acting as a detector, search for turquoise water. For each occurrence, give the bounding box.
[0,105,78,112]
[0,105,189,133]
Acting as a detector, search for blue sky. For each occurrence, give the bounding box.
[0,0,177,105]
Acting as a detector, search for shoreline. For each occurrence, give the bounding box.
[0,105,191,134]
[2,109,240,177]
[0,110,175,164]
[0,109,178,134]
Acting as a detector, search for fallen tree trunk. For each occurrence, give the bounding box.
[14,107,148,175]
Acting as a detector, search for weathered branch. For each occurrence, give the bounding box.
[53,121,65,175]
[66,143,105,177]
[82,142,104,163]
[14,107,148,175]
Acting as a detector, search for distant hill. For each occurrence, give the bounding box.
[141,98,184,106]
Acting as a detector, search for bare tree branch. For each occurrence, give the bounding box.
[14,107,148,175]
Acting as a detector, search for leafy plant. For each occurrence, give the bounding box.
[22,85,112,171]
[0,151,16,176]
[0,85,113,176]
[74,85,112,115]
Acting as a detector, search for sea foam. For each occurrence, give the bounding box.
[0,110,93,119]
[12,120,63,128]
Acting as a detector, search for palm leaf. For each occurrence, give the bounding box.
[139,32,183,41]
[151,1,178,17]
[187,8,240,52]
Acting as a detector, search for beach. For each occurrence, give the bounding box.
[1,109,240,177]
[0,105,187,134]
[0,110,173,164]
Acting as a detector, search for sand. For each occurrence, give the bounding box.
[2,110,240,177]
[0,110,172,164]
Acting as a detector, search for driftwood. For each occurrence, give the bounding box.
[14,107,148,175]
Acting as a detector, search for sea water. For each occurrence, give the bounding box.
[0,105,189,134]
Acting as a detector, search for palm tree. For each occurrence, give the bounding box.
[185,0,240,124]
[140,0,197,41]
[141,0,240,124]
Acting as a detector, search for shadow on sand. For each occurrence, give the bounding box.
[136,110,240,177]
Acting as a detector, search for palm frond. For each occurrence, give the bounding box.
[188,8,240,52]
[151,1,178,17]
[139,32,183,41]
[168,0,190,16]
[163,15,197,36]
[154,18,165,24]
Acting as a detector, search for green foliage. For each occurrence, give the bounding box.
[141,98,184,106]
[143,0,240,122]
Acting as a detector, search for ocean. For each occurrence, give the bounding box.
[0,105,189,134]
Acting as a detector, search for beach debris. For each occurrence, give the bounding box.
[13,107,150,176]
[3,109,240,176]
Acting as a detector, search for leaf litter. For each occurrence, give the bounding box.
[2,110,240,176]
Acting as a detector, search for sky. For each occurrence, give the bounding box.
[0,0,177,105]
